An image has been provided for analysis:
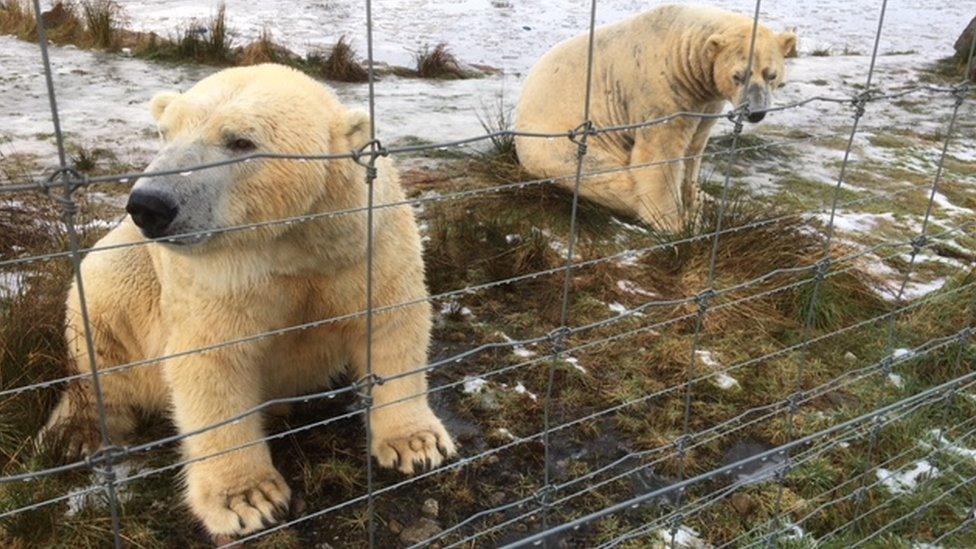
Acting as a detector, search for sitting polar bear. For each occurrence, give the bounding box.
[515,5,797,231]
[41,64,455,537]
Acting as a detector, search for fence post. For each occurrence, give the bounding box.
[30,0,123,547]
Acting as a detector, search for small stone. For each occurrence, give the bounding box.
[489,491,506,505]
[844,351,858,364]
[388,518,403,535]
[314,543,335,549]
[730,493,754,517]
[399,518,442,546]
[422,498,440,519]
[472,391,501,412]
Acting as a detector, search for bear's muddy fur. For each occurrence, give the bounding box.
[515,5,797,231]
[39,64,456,539]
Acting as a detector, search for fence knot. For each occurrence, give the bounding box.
[533,485,554,508]
[950,83,970,106]
[814,258,832,281]
[787,392,804,413]
[85,445,128,483]
[547,326,571,353]
[850,91,874,118]
[673,435,692,457]
[880,356,894,374]
[695,289,716,315]
[352,140,388,183]
[910,234,928,255]
[353,373,385,404]
[568,121,594,159]
[668,513,685,536]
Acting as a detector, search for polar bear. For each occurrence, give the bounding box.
[40,64,455,537]
[515,5,797,231]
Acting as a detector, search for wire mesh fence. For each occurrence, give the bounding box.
[0,0,974,547]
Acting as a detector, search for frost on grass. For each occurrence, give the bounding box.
[607,301,644,317]
[876,460,939,495]
[695,350,741,390]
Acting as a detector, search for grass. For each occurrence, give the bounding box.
[306,36,369,83]
[413,43,468,79]
[0,1,486,80]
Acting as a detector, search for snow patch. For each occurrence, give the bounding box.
[462,377,488,394]
[564,356,587,374]
[656,525,708,548]
[695,350,740,390]
[876,460,939,494]
[513,382,538,401]
[616,279,657,297]
[886,373,905,389]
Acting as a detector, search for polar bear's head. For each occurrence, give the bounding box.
[705,24,797,123]
[127,64,371,248]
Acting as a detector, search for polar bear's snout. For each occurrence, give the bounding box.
[128,142,232,245]
[743,83,770,123]
[127,189,178,238]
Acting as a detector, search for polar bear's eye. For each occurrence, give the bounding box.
[732,72,745,85]
[227,137,257,153]
[764,70,778,82]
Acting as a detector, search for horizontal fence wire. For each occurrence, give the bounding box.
[1,0,974,546]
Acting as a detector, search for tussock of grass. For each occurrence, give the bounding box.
[239,28,300,66]
[138,3,235,65]
[79,0,119,50]
[414,42,467,79]
[307,36,369,82]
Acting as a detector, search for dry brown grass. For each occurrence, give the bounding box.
[414,42,466,79]
[239,28,301,66]
[307,36,369,82]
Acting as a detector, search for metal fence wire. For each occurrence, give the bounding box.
[0,0,974,547]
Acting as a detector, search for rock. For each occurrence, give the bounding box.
[388,518,403,535]
[489,491,506,505]
[730,493,755,517]
[843,351,858,364]
[954,16,976,61]
[399,518,442,546]
[421,498,440,519]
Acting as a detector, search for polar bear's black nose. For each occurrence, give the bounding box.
[746,111,766,123]
[127,190,178,238]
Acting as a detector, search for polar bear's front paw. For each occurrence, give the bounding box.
[372,418,457,475]
[188,466,291,539]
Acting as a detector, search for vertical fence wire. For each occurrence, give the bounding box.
[670,0,763,545]
[859,35,975,543]
[362,0,378,546]
[30,1,123,547]
[766,0,890,543]
[540,0,599,540]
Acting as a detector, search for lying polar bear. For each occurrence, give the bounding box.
[41,64,455,537]
[515,5,797,231]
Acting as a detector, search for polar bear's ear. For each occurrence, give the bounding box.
[704,34,727,60]
[344,109,372,150]
[149,91,180,122]
[778,31,798,58]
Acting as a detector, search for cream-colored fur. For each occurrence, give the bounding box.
[40,64,456,538]
[515,5,797,231]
